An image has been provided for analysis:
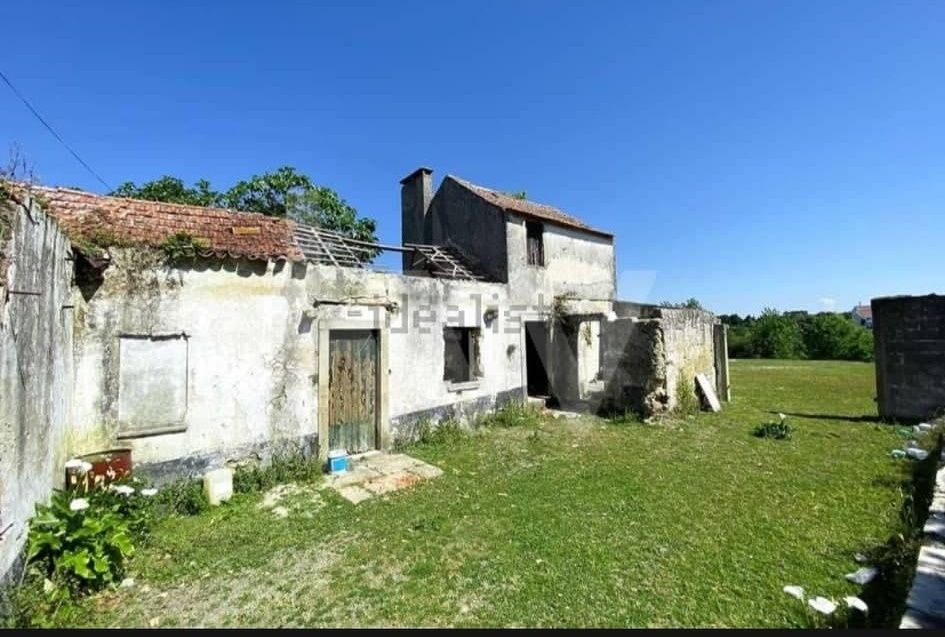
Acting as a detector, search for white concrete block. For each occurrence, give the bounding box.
[203,467,233,506]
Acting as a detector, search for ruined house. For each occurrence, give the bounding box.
[0,168,726,582]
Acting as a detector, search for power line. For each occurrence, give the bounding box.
[0,68,111,190]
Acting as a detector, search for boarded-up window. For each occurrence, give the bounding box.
[526,221,544,266]
[118,334,188,437]
[443,327,481,383]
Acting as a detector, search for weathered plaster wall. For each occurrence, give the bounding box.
[70,255,524,478]
[599,318,667,415]
[427,178,508,283]
[0,198,74,583]
[506,214,615,304]
[873,295,945,421]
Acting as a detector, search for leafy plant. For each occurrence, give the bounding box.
[26,491,135,594]
[753,421,793,440]
[160,232,208,263]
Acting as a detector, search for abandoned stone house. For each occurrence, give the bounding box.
[0,167,726,581]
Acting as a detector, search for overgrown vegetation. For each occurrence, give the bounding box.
[110,166,378,246]
[9,362,931,627]
[232,451,322,494]
[152,479,208,517]
[722,308,873,361]
[674,376,701,416]
[159,232,209,263]
[477,401,544,428]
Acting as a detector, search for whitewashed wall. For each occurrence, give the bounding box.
[69,255,525,476]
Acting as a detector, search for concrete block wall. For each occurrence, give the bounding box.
[873,295,945,421]
[0,197,74,584]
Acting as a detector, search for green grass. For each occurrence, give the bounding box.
[15,360,936,627]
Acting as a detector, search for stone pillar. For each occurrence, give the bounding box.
[713,324,731,401]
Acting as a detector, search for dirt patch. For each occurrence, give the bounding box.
[106,534,356,627]
[257,482,327,519]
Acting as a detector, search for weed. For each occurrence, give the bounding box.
[152,478,209,516]
[674,376,701,416]
[160,232,208,263]
[232,451,322,494]
[753,421,793,440]
[478,402,544,429]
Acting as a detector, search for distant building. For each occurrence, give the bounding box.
[851,304,873,329]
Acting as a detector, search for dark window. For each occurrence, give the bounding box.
[443,327,481,383]
[526,221,544,266]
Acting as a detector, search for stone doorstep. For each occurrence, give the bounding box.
[405,463,444,480]
[327,465,383,489]
[361,471,424,495]
[356,453,425,475]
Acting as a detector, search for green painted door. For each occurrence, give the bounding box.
[328,330,378,453]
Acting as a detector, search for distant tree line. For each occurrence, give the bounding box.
[719,309,874,362]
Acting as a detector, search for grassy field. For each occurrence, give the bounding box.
[20,360,935,627]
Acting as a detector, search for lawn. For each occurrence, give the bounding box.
[23,360,934,627]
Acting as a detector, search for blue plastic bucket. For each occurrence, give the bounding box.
[327,449,348,474]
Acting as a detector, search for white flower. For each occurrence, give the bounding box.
[808,596,837,615]
[783,585,805,600]
[69,498,89,512]
[64,459,93,474]
[778,413,787,422]
[141,488,158,497]
[844,596,868,613]
[110,484,135,496]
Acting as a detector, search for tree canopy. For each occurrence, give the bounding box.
[110,167,377,243]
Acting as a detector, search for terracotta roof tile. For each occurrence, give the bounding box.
[450,176,612,239]
[21,185,302,261]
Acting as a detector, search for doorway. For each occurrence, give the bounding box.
[524,321,550,397]
[327,329,378,454]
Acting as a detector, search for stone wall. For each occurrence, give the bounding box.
[0,196,74,584]
[873,295,945,421]
[598,308,721,416]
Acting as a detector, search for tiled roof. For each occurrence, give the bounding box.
[21,185,303,261]
[450,176,613,239]
[853,305,872,319]
[5,183,487,279]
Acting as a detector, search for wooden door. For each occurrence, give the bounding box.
[328,330,378,453]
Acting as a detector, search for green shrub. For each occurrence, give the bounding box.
[152,478,209,516]
[26,491,135,594]
[753,421,793,440]
[233,451,322,494]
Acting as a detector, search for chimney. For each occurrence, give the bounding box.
[400,167,433,271]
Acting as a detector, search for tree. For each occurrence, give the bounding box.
[110,176,219,207]
[219,166,312,218]
[109,167,378,243]
[802,313,874,361]
[289,186,377,244]
[750,308,805,359]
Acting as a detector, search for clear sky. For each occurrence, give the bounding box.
[3,1,944,316]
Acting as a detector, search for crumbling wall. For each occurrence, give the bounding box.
[599,318,667,415]
[598,308,721,416]
[0,197,74,584]
[657,308,719,411]
[873,295,945,421]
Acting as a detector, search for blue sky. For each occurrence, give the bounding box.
[3,1,944,315]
